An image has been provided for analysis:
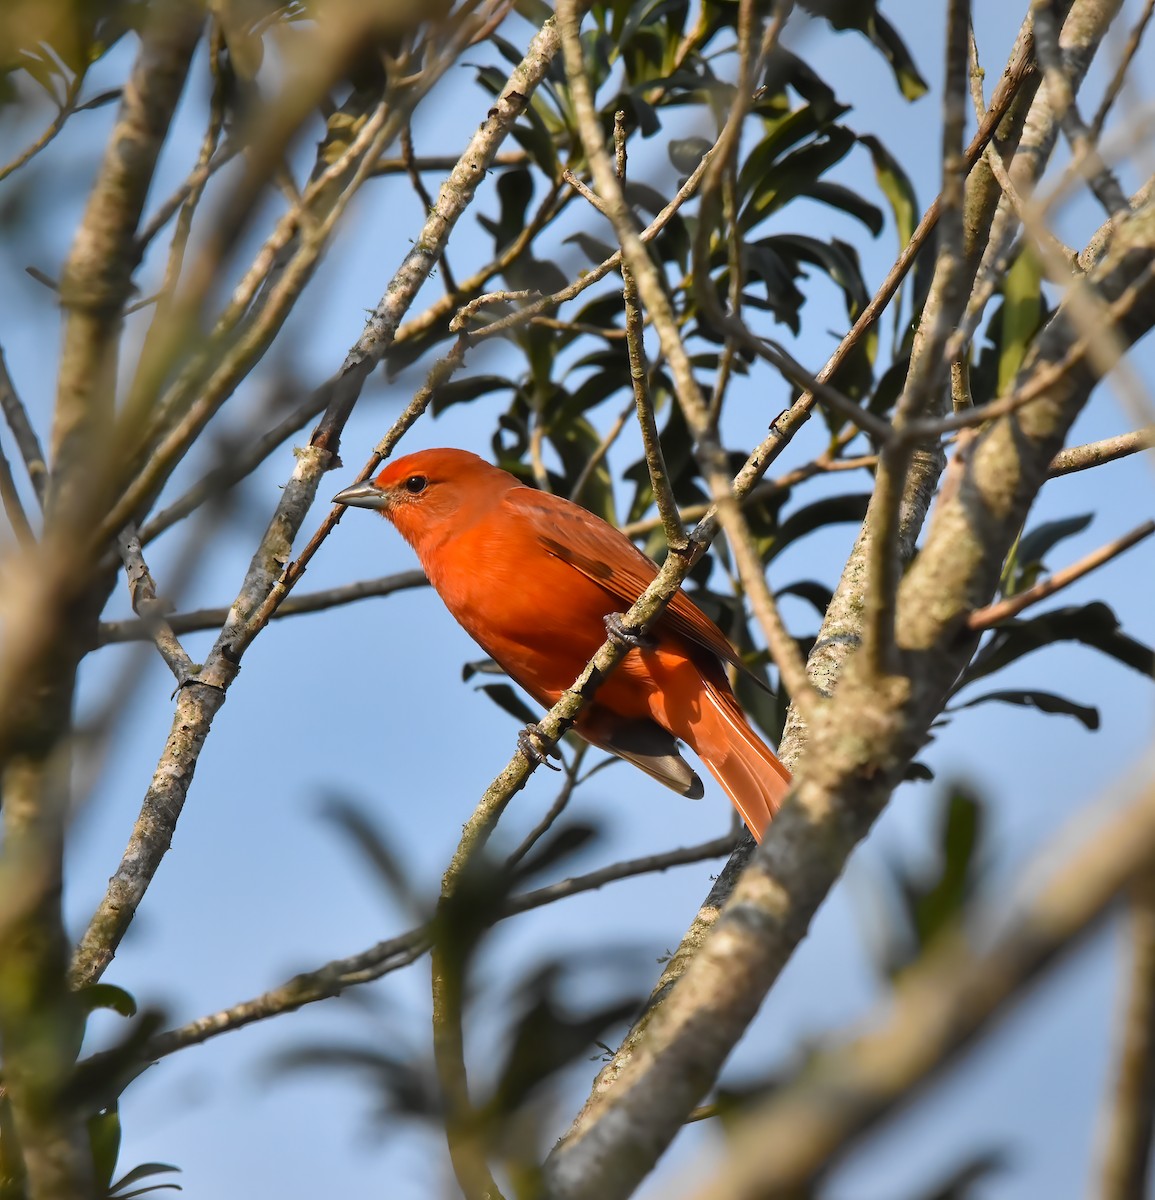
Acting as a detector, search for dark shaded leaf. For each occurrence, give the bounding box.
[775,580,833,616]
[477,683,540,726]
[513,822,600,884]
[462,658,504,680]
[739,128,856,233]
[272,1044,440,1121]
[796,2,928,98]
[322,798,419,910]
[668,136,712,173]
[1014,513,1093,578]
[960,602,1155,685]
[564,231,617,265]
[109,1162,182,1198]
[767,493,871,562]
[802,182,884,236]
[952,689,1100,730]
[489,963,639,1115]
[78,984,137,1019]
[867,11,930,99]
[430,374,515,416]
[907,1149,1010,1200]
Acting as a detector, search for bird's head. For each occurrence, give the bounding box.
[333,447,513,550]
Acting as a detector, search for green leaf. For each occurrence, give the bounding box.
[998,246,1043,392]
[867,12,930,100]
[952,689,1100,730]
[88,1108,121,1195]
[78,983,137,1019]
[1006,512,1093,593]
[860,134,917,249]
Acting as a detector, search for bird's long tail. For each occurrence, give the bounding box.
[692,680,792,842]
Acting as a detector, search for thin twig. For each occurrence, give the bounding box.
[1033,0,1131,217]
[612,111,686,552]
[569,398,635,507]
[0,73,85,185]
[1095,878,1155,1200]
[967,519,1155,629]
[681,772,1155,1199]
[0,441,33,547]
[115,527,196,682]
[97,570,428,645]
[0,347,48,510]
[503,746,587,869]
[1090,0,1155,139]
[1048,428,1155,475]
[135,831,736,1065]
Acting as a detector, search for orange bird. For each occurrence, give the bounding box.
[334,448,790,840]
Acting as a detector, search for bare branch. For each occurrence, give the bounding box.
[1048,427,1155,474]
[98,571,428,645]
[682,772,1155,1200]
[1090,0,1155,138]
[136,832,737,1063]
[115,526,196,681]
[1033,0,1131,217]
[70,17,566,990]
[0,347,47,509]
[1095,879,1155,1200]
[968,519,1155,629]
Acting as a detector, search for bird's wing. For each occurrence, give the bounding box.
[505,486,753,676]
[577,707,705,798]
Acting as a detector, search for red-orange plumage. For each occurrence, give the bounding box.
[336,448,791,840]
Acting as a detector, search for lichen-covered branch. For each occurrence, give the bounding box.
[70,13,566,991]
[683,774,1155,1200]
[542,196,1155,1200]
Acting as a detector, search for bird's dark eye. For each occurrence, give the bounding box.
[404,474,428,495]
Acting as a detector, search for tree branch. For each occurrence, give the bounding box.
[542,183,1155,1200]
[682,773,1155,1199]
[967,518,1154,628]
[69,17,565,990]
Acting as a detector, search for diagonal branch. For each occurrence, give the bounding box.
[542,188,1155,1200]
[682,772,1155,1199]
[69,17,566,991]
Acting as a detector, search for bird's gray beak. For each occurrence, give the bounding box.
[332,480,389,510]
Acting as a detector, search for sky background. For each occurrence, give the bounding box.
[2,1,1154,1196]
